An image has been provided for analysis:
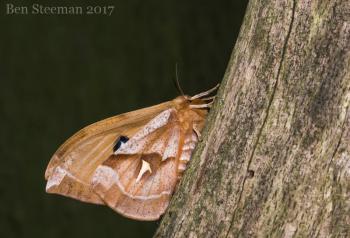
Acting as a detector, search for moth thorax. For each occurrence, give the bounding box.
[172,96,190,110]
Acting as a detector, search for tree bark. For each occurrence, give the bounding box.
[154,0,350,237]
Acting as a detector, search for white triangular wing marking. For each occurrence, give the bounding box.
[136,160,152,182]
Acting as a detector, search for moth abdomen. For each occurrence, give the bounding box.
[177,131,198,175]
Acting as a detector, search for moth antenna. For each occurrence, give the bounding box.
[174,63,185,96]
[190,84,219,100]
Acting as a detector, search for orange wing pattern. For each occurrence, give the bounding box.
[45,93,211,221]
[92,109,185,220]
[45,102,172,204]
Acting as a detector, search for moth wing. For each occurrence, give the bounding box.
[45,101,172,204]
[92,109,183,220]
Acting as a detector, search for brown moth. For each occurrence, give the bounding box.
[45,85,218,221]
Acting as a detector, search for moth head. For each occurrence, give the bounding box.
[172,84,220,110]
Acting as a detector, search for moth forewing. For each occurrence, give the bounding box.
[44,101,173,204]
[45,87,216,221]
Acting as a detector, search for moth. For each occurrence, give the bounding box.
[45,85,218,221]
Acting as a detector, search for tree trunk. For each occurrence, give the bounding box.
[154,0,350,237]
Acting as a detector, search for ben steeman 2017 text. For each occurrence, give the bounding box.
[6,3,84,15]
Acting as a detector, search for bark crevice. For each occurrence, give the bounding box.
[328,107,349,169]
[225,1,296,236]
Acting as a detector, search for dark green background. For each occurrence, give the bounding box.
[0,0,247,237]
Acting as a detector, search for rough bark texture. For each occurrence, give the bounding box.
[154,0,350,237]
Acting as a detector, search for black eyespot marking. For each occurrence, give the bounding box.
[113,135,129,152]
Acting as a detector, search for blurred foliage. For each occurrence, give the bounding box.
[0,0,247,237]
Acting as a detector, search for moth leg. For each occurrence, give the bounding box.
[201,95,216,101]
[136,160,152,182]
[189,101,213,109]
[193,124,202,138]
[190,84,219,100]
